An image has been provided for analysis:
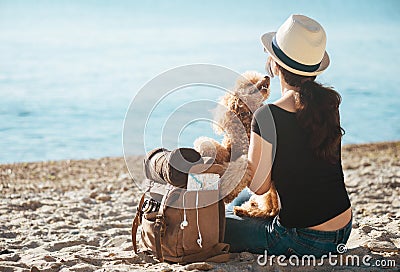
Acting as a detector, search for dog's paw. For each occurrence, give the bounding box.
[193,137,218,156]
[233,206,247,217]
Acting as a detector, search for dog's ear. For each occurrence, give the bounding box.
[231,96,242,115]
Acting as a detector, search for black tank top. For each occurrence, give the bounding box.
[251,104,351,228]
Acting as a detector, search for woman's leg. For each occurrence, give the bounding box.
[224,211,275,254]
[225,196,354,257]
[224,188,279,254]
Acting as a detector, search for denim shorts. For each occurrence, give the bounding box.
[224,189,352,257]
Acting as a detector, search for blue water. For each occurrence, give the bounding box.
[0,0,399,163]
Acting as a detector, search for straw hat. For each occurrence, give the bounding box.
[261,14,330,76]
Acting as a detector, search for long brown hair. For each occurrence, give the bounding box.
[277,65,344,163]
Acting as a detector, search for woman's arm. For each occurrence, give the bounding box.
[248,131,273,195]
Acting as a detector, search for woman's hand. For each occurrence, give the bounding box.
[248,132,273,195]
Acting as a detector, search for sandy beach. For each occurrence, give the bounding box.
[1,141,399,271]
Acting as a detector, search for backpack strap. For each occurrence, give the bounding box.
[218,200,226,242]
[132,192,147,254]
[153,214,165,262]
[153,187,172,262]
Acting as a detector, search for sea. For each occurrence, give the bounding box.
[0,0,399,163]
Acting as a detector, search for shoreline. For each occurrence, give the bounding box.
[2,140,399,166]
[1,141,399,271]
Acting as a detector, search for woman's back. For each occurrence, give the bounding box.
[252,103,351,228]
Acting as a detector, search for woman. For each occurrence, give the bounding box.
[224,14,352,257]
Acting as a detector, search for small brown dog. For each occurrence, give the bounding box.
[194,71,279,218]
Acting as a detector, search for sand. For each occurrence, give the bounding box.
[0,142,399,271]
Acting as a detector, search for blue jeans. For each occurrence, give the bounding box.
[224,189,352,257]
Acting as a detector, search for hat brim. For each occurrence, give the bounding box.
[261,32,330,77]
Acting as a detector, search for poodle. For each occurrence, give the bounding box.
[194,71,280,218]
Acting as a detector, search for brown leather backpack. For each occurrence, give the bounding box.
[132,148,229,263]
[131,186,229,263]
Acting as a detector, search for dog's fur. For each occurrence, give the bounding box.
[194,71,280,218]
